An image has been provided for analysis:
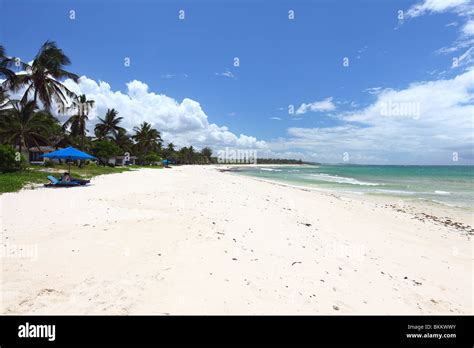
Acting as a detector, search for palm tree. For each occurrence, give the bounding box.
[177,146,199,164]
[200,147,212,163]
[63,94,95,150]
[166,142,175,153]
[0,100,57,154]
[0,88,9,111]
[0,45,23,112]
[94,127,106,141]
[0,45,19,81]
[94,108,124,140]
[5,41,79,111]
[188,146,196,164]
[132,122,162,156]
[48,123,70,150]
[113,128,133,153]
[162,142,176,159]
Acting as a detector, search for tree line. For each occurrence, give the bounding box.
[0,41,213,167]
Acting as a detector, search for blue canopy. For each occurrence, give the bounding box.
[161,159,176,165]
[43,147,96,161]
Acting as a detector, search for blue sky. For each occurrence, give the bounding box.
[1,0,473,164]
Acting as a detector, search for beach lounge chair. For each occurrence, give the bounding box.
[69,177,90,185]
[58,172,91,185]
[45,175,80,187]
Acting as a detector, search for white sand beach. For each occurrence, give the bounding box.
[0,166,472,314]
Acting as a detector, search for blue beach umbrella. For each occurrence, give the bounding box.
[43,146,96,173]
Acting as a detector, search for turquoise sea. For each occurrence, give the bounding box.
[233,165,474,209]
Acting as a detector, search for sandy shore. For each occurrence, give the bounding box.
[0,165,472,314]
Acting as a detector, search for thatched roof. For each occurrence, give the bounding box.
[28,146,58,152]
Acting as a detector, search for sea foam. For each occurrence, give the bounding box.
[309,173,380,186]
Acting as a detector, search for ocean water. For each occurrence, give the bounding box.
[233,165,474,209]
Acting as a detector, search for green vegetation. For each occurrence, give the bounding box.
[0,169,50,193]
[3,41,78,111]
[141,152,162,165]
[91,140,122,165]
[94,108,124,140]
[63,94,95,150]
[0,144,24,172]
[0,163,161,194]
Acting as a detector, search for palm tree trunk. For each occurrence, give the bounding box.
[19,134,25,156]
[79,134,84,168]
[79,120,85,168]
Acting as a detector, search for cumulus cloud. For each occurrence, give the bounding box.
[62,76,266,150]
[266,69,474,164]
[295,97,336,115]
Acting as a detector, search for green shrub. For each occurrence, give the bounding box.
[0,144,24,173]
[141,153,162,165]
[43,160,56,168]
[91,140,122,166]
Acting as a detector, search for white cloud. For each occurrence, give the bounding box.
[350,101,359,108]
[452,46,474,68]
[364,87,382,95]
[406,0,470,17]
[295,97,336,115]
[62,76,266,150]
[269,117,282,120]
[161,73,189,79]
[462,19,474,36]
[265,69,474,164]
[215,70,235,78]
[405,0,474,54]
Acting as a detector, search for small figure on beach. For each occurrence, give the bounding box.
[61,172,71,182]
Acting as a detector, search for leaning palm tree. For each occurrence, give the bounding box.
[0,100,57,154]
[63,94,94,150]
[132,122,162,156]
[4,41,79,111]
[0,45,20,81]
[94,108,124,140]
[0,46,20,111]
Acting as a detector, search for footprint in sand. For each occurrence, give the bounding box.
[12,288,67,313]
